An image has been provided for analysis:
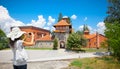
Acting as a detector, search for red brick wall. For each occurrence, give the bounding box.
[19,26,50,46]
[86,34,107,48]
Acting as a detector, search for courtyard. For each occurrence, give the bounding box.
[0,49,106,69]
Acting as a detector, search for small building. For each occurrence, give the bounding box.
[53,17,72,49]
[19,26,50,41]
[83,30,107,48]
[14,26,53,48]
[35,35,53,48]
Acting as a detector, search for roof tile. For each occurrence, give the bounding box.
[37,35,52,41]
[54,20,71,26]
[84,33,96,39]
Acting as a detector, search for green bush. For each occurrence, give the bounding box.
[53,38,58,50]
[0,29,9,50]
[67,33,87,50]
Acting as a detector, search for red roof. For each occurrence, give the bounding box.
[54,20,71,26]
[84,33,96,39]
[37,35,52,41]
[54,30,66,33]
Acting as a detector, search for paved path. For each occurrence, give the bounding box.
[0,49,102,63]
[0,49,105,69]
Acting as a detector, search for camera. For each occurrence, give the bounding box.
[29,33,31,35]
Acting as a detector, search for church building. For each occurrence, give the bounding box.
[83,25,107,48]
[53,17,72,49]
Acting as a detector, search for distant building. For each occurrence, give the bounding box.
[10,19,106,49]
[35,34,53,48]
[11,26,53,48]
[83,29,107,48]
[53,17,72,49]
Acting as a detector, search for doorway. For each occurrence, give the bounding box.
[60,41,65,48]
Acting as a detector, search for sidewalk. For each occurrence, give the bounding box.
[0,49,102,63]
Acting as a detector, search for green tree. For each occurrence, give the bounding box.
[76,31,87,47]
[76,30,83,35]
[53,38,58,50]
[67,17,72,24]
[58,13,63,22]
[67,33,86,50]
[0,29,8,50]
[83,24,89,32]
[104,0,120,61]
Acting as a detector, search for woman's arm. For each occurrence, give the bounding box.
[23,33,35,45]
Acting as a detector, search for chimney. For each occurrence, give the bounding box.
[62,16,69,23]
[41,34,44,38]
[84,30,89,35]
[96,32,100,48]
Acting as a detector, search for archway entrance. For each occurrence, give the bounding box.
[60,41,65,48]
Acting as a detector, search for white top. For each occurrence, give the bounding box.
[11,40,27,66]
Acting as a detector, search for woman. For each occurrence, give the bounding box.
[7,27,34,69]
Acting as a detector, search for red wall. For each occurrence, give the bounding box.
[86,34,107,48]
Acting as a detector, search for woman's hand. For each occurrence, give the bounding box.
[23,32,35,46]
[30,32,34,37]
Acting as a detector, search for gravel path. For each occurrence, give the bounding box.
[0,60,70,69]
[0,49,105,69]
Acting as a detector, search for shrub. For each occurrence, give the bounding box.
[0,29,9,50]
[67,33,87,50]
[53,38,58,50]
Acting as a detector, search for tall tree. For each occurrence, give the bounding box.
[58,13,63,22]
[105,0,120,23]
[104,0,120,61]
[0,29,8,50]
[83,24,89,32]
[67,17,72,24]
[53,38,58,50]
[76,30,83,35]
[67,33,87,50]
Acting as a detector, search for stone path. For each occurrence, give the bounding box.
[0,60,70,69]
[0,49,105,69]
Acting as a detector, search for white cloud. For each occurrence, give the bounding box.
[79,25,84,31]
[97,22,106,35]
[0,6,53,34]
[51,27,55,31]
[78,22,106,35]
[44,27,50,30]
[84,17,87,21]
[0,6,25,34]
[47,16,55,26]
[78,25,92,32]
[44,26,55,32]
[0,6,10,19]
[63,16,68,18]
[71,14,77,20]
[27,15,46,28]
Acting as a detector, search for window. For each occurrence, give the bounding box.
[94,42,96,45]
[89,43,91,46]
[63,27,65,30]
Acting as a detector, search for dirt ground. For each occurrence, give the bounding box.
[0,60,71,69]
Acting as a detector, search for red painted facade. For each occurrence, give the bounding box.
[12,26,51,46]
[84,30,107,48]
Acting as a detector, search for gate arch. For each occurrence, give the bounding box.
[60,41,65,48]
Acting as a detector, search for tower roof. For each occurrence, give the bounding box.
[54,20,71,27]
[37,35,52,41]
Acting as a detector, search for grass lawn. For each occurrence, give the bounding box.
[25,47,53,50]
[0,48,10,50]
[81,48,107,52]
[1,48,53,50]
[68,56,120,69]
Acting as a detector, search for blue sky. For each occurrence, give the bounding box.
[0,0,108,34]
